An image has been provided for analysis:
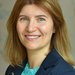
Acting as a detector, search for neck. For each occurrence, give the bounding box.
[26,45,51,68]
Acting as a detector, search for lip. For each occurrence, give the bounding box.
[25,35,41,41]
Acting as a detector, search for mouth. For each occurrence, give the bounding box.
[25,35,41,41]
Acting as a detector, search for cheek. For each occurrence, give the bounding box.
[39,24,54,36]
[16,23,25,34]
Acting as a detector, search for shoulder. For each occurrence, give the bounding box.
[52,70,75,75]
[52,68,75,75]
[5,64,24,75]
[52,69,75,75]
[5,60,27,75]
[51,60,75,75]
[5,65,15,75]
[63,70,75,75]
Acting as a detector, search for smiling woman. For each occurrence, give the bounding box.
[5,0,75,75]
[16,4,54,51]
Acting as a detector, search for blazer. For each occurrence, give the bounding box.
[5,48,75,75]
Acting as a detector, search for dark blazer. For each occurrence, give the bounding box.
[5,48,75,75]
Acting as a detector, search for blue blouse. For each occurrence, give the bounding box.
[21,63,39,75]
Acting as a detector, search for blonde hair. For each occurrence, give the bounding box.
[5,0,75,66]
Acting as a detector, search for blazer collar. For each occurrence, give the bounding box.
[42,48,60,69]
[15,48,61,75]
[35,48,61,75]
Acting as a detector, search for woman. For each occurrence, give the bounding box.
[5,0,75,75]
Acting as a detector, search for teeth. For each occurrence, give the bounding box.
[25,35,39,39]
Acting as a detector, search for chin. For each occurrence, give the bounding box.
[25,46,40,51]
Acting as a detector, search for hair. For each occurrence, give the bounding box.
[5,0,75,66]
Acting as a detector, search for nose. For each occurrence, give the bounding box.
[26,19,36,33]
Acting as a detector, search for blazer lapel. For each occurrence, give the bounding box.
[15,48,61,75]
[14,58,27,75]
[36,48,61,75]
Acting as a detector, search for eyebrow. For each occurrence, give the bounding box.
[18,15,27,18]
[18,15,48,18]
[35,15,48,18]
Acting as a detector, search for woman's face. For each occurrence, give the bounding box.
[17,4,55,51]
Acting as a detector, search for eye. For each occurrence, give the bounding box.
[38,18,46,22]
[18,16,29,23]
[19,17,28,21]
[20,17,26,21]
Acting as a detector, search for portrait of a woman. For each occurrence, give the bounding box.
[5,0,75,75]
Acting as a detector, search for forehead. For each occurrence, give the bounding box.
[19,4,50,17]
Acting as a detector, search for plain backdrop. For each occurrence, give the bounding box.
[0,0,75,75]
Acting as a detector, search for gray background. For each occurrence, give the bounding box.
[0,0,75,75]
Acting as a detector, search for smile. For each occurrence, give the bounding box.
[25,35,41,41]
